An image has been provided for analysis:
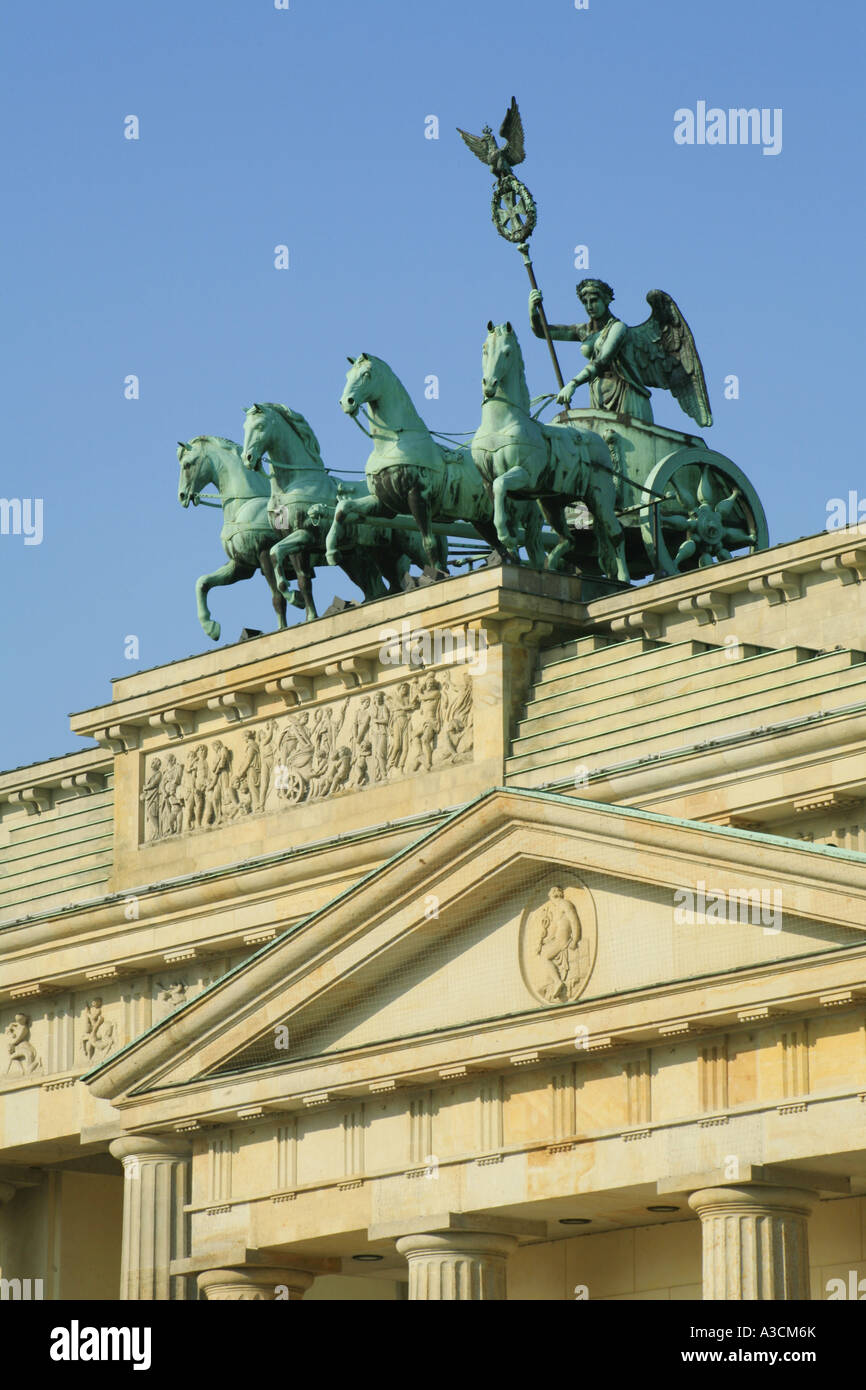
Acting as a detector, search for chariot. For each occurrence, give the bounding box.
[558,408,769,582]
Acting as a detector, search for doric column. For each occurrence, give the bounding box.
[197,1266,315,1301]
[688,1184,816,1300]
[395,1231,518,1300]
[109,1135,191,1301]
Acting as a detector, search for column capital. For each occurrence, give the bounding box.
[109,1134,192,1164]
[197,1266,315,1301]
[688,1184,817,1219]
[395,1230,518,1300]
[688,1181,816,1300]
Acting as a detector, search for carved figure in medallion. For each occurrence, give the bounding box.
[531,887,583,1002]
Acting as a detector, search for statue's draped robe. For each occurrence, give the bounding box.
[531,309,654,422]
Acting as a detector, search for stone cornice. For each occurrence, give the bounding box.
[83,788,866,1107]
[584,528,866,638]
[97,947,866,1130]
[0,745,110,811]
[69,567,586,747]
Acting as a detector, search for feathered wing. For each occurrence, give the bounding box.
[629,290,712,427]
[499,96,525,166]
[457,127,491,164]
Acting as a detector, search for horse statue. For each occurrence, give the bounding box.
[471,322,630,581]
[177,435,300,642]
[326,353,546,573]
[242,402,428,621]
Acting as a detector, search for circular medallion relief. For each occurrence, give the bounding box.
[519,880,597,1005]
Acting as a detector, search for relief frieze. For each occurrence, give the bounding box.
[140,667,474,842]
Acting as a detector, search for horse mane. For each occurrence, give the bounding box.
[264,403,326,468]
[363,356,424,424]
[191,435,240,451]
[499,326,531,412]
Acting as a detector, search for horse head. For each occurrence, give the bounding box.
[481,321,528,408]
[242,403,270,470]
[341,353,377,416]
[177,438,213,508]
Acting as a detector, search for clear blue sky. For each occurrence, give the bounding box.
[1,0,863,769]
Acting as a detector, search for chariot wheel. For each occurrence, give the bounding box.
[639,446,768,577]
[491,174,537,243]
[283,770,307,804]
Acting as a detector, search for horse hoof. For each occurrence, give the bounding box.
[287,590,304,608]
[204,620,221,642]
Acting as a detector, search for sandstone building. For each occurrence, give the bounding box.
[2,529,866,1300]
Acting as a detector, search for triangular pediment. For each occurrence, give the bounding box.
[85,790,866,1107]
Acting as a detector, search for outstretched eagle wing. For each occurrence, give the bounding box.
[499,96,525,166]
[456,127,492,165]
[629,290,712,428]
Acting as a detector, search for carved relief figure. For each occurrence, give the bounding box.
[155,978,188,1022]
[233,730,261,815]
[370,692,389,780]
[204,740,233,825]
[257,719,278,810]
[140,757,162,841]
[161,752,184,837]
[387,683,415,774]
[80,998,119,1062]
[531,887,583,1002]
[440,671,474,762]
[186,745,209,830]
[6,1013,41,1076]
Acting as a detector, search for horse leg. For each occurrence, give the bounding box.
[586,483,630,583]
[196,557,256,642]
[491,465,531,552]
[521,501,547,571]
[538,498,577,574]
[269,535,306,606]
[258,544,289,631]
[407,484,447,577]
[326,495,380,566]
[472,514,520,566]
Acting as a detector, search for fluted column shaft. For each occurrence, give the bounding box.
[688,1184,816,1301]
[396,1232,517,1300]
[110,1136,191,1301]
[198,1266,314,1301]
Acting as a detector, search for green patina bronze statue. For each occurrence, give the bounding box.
[529,280,712,427]
[326,353,546,573]
[173,94,772,645]
[471,321,629,581]
[242,402,429,621]
[177,435,299,642]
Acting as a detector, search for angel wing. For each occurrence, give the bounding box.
[629,290,712,428]
[456,127,491,165]
[499,96,525,166]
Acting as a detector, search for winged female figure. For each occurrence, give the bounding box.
[529,278,712,427]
